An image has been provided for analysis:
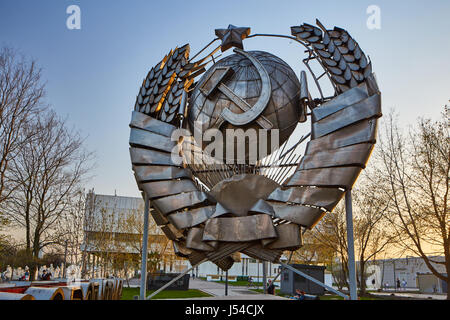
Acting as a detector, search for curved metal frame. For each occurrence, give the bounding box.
[129,21,382,301]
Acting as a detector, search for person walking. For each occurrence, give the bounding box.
[247,276,254,288]
[401,279,407,291]
[396,278,400,291]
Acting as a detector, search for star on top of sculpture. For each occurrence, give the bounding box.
[215,24,251,52]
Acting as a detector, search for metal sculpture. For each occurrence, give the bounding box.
[129,20,382,273]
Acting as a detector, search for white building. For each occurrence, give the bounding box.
[81,192,188,278]
[363,256,447,292]
[188,255,288,284]
[188,256,334,287]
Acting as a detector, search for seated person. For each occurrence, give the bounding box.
[291,289,306,300]
[267,279,276,295]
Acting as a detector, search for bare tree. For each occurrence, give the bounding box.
[313,203,349,290]
[0,47,44,204]
[312,172,394,294]
[83,194,116,278]
[55,190,87,267]
[376,108,449,299]
[292,231,335,266]
[4,110,93,257]
[352,173,395,294]
[82,193,175,281]
[116,207,171,281]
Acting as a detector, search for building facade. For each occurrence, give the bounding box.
[364,256,447,292]
[81,192,188,278]
[187,255,298,286]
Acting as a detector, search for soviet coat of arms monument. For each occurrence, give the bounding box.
[129,20,381,300]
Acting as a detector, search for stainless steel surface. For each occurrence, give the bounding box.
[208,174,279,217]
[188,50,301,161]
[269,203,325,228]
[200,66,234,97]
[311,82,368,122]
[242,245,283,263]
[286,166,363,190]
[130,147,179,167]
[133,43,194,126]
[220,48,272,127]
[129,127,176,153]
[203,214,277,242]
[249,199,276,216]
[215,257,235,272]
[217,82,273,129]
[152,191,211,215]
[167,205,215,229]
[215,25,251,52]
[311,93,381,139]
[299,70,309,102]
[132,165,192,182]
[129,20,382,274]
[177,89,188,120]
[205,243,250,265]
[266,224,303,250]
[161,223,184,241]
[141,180,198,198]
[299,70,309,122]
[299,143,374,170]
[130,111,176,137]
[172,241,193,258]
[200,64,272,129]
[305,118,378,155]
[186,227,216,251]
[150,208,169,226]
[292,19,373,95]
[267,186,344,211]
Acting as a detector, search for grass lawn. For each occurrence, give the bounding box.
[121,287,212,300]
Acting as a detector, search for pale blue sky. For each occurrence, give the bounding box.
[1,0,449,197]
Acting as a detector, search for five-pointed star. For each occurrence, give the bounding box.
[215,25,251,52]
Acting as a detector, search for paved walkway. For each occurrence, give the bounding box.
[189,278,289,300]
[371,291,447,300]
[104,278,449,300]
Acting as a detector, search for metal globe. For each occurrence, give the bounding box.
[188,50,302,163]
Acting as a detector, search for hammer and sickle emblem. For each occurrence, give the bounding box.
[200,48,273,129]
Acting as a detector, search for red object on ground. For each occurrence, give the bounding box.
[0,281,69,294]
